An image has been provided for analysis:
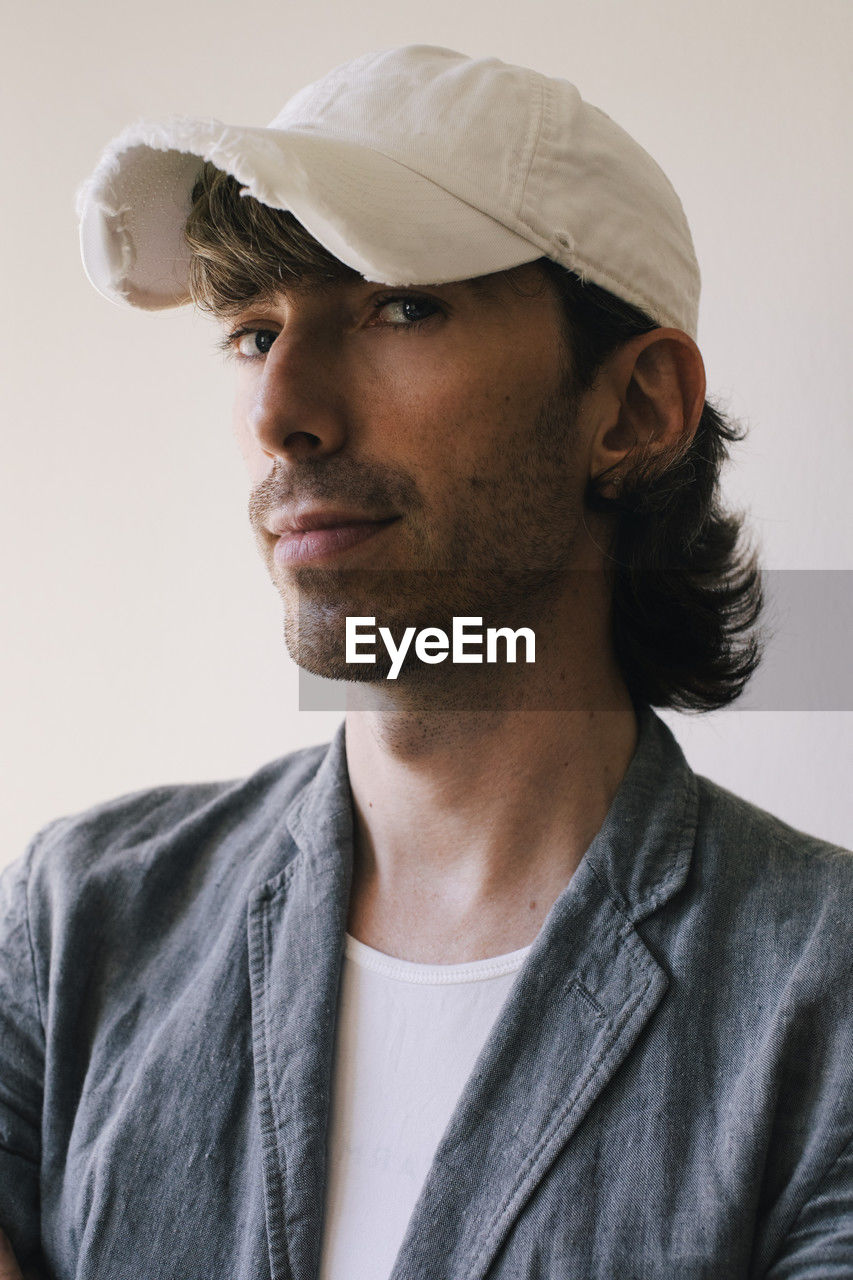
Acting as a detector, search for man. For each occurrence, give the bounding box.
[1,45,850,1280]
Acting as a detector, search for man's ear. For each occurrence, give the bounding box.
[588,329,706,497]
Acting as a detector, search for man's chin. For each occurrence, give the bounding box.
[286,645,393,684]
[279,569,450,664]
[282,607,393,683]
[277,567,420,626]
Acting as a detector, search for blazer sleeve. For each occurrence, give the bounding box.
[763,1132,853,1278]
[0,846,45,1267]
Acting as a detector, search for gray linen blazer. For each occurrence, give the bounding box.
[1,706,851,1278]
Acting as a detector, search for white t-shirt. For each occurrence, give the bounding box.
[318,932,532,1280]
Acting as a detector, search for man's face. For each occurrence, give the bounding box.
[223,262,604,684]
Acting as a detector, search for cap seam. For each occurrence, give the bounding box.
[512,73,547,223]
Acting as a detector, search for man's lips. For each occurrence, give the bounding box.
[266,509,401,566]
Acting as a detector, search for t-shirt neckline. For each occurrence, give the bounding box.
[343,932,533,985]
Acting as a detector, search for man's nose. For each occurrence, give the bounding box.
[246,328,348,462]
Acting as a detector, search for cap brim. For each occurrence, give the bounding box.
[77,117,546,310]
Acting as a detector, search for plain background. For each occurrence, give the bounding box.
[2,0,851,867]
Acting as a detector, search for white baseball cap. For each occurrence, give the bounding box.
[77,45,701,337]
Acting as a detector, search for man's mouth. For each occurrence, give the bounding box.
[267,509,401,566]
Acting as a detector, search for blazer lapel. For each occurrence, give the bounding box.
[389,707,699,1280]
[247,725,355,1280]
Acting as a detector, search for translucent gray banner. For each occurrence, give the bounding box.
[296,571,853,712]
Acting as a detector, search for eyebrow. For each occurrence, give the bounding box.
[209,269,518,323]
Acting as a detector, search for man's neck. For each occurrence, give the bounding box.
[343,684,638,964]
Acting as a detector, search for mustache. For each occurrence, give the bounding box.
[248,457,424,534]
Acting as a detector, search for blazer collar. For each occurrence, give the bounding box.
[284,701,697,921]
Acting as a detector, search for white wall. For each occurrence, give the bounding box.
[2,0,851,864]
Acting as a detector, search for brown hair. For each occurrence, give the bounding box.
[184,161,764,712]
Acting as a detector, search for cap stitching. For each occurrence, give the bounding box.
[512,73,546,222]
[516,73,551,232]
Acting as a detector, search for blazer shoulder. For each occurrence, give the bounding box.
[13,737,334,900]
[695,772,852,865]
[692,772,853,938]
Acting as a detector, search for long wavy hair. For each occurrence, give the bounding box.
[185,162,764,712]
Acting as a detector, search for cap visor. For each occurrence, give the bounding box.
[78,118,545,309]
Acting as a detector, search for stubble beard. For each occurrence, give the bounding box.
[261,371,587,694]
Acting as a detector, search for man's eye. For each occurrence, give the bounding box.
[230,329,278,358]
[373,296,442,328]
